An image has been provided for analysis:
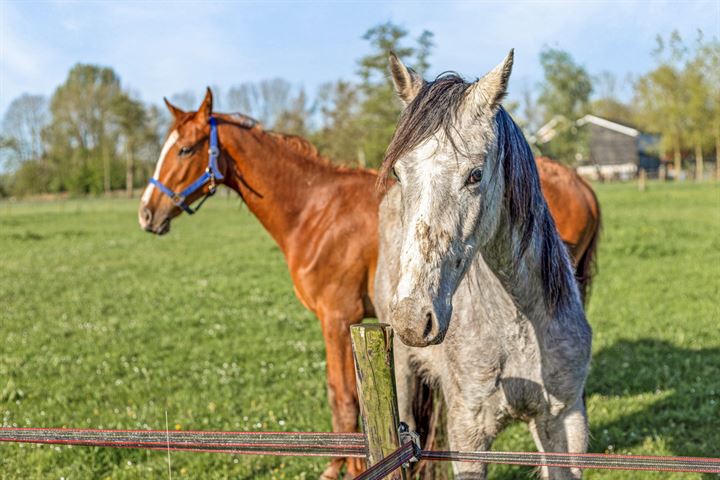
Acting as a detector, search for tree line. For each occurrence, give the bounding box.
[531,30,718,180]
[1,23,717,197]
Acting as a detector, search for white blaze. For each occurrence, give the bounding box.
[141,130,179,204]
[395,138,446,300]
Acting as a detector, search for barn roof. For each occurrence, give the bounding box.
[576,115,639,137]
[534,114,641,144]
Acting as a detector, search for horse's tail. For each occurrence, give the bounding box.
[410,380,449,479]
[576,189,601,305]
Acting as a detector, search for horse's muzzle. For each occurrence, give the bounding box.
[390,297,447,347]
[139,207,171,236]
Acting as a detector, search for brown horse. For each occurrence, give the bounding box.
[536,156,601,301]
[138,89,600,479]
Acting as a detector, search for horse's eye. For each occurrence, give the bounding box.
[466,167,483,185]
[392,167,401,184]
[178,146,194,157]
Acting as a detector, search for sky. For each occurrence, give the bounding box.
[1,0,718,119]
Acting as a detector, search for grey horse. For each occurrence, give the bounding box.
[374,51,592,479]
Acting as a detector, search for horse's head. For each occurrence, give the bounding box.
[381,51,515,347]
[139,88,223,235]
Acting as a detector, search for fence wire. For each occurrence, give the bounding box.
[1,427,719,475]
[421,449,720,474]
[0,427,366,458]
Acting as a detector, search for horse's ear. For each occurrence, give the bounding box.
[164,97,186,120]
[196,87,213,124]
[389,52,424,106]
[468,49,514,112]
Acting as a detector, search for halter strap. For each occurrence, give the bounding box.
[148,116,224,215]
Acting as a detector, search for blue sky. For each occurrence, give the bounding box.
[1,0,718,117]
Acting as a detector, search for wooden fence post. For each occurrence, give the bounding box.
[350,323,406,480]
[638,168,646,192]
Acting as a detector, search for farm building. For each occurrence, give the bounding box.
[535,114,662,180]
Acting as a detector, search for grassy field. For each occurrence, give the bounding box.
[1,181,718,479]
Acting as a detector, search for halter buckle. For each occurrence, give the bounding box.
[208,146,219,158]
[206,169,217,191]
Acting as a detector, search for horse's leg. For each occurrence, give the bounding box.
[445,398,497,480]
[318,308,364,480]
[528,397,588,480]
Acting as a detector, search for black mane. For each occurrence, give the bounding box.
[494,108,575,314]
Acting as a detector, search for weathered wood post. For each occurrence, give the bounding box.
[350,323,406,480]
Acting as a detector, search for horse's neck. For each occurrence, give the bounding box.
[469,248,541,323]
[478,208,578,326]
[222,128,330,253]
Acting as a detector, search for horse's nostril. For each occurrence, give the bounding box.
[141,208,152,223]
[423,311,434,338]
[140,208,154,232]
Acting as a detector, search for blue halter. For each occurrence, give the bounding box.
[149,116,224,215]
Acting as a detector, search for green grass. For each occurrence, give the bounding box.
[1,182,719,479]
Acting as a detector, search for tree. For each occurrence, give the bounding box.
[634,32,689,176]
[415,30,435,76]
[590,71,635,123]
[44,64,129,193]
[226,79,311,136]
[538,48,593,121]
[686,34,719,182]
[0,135,19,171]
[0,95,54,196]
[113,93,154,197]
[274,88,313,137]
[701,38,720,180]
[312,80,362,164]
[134,103,166,189]
[0,94,48,171]
[226,79,294,129]
[356,22,433,167]
[685,52,710,181]
[519,84,541,134]
[536,47,593,165]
